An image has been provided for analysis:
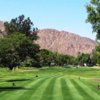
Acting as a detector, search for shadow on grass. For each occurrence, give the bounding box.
[7,78,30,82]
[0,86,27,92]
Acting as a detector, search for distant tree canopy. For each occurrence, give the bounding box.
[37,49,54,66]
[86,0,100,40]
[4,15,38,40]
[93,45,100,65]
[76,53,96,66]
[37,49,74,67]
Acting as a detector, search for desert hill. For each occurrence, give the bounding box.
[35,29,96,56]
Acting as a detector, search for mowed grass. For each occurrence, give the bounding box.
[0,67,100,100]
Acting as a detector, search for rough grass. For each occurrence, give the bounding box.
[0,67,100,100]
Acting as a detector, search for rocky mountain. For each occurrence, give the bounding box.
[0,21,4,31]
[0,21,5,37]
[35,29,96,56]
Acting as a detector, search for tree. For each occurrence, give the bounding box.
[20,56,40,68]
[77,53,96,66]
[54,54,70,66]
[86,0,100,66]
[92,45,100,65]
[86,0,100,40]
[0,32,40,70]
[4,15,38,40]
[37,49,55,66]
[37,49,74,67]
[0,15,40,69]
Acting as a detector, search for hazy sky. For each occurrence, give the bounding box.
[0,0,96,40]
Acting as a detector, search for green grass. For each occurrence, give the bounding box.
[0,67,100,100]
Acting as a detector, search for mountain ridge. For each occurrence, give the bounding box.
[35,28,96,56]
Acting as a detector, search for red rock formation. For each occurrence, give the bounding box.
[0,21,5,37]
[0,21,4,31]
[35,29,96,56]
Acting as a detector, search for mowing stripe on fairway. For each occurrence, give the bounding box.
[65,78,84,100]
[60,78,73,100]
[53,77,63,100]
[28,77,55,100]
[18,75,62,100]
[74,79,100,100]
[16,77,49,100]
[0,74,62,100]
[40,77,56,100]
[71,79,94,100]
[79,79,100,95]
[0,77,47,100]
[0,76,42,97]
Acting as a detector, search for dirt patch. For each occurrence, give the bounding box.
[92,78,100,82]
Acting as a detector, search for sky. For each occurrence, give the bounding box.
[0,0,96,40]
